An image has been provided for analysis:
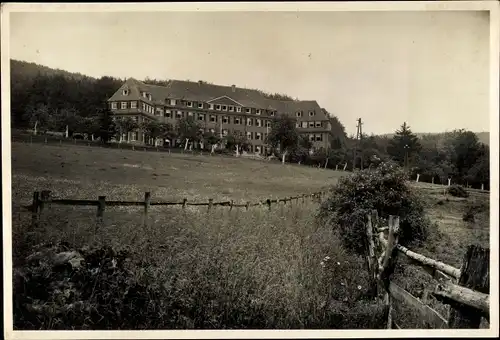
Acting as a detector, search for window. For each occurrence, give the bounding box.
[302,122,308,128]
[296,122,301,128]
[247,118,253,126]
[210,115,216,122]
[315,121,322,128]
[221,105,227,111]
[156,107,164,116]
[222,116,229,124]
[266,120,271,128]
[229,106,234,112]
[170,99,176,106]
[236,107,242,113]
[246,108,251,114]
[215,104,221,110]
[198,113,205,121]
[176,111,182,119]
[165,110,172,118]
[148,94,152,101]
[309,121,315,128]
[309,134,314,141]
[255,146,261,154]
[309,111,315,117]
[198,103,203,109]
[131,131,138,141]
[256,132,261,140]
[315,134,323,141]
[256,119,262,127]
[141,91,146,98]
[111,102,118,110]
[130,101,137,109]
[121,102,127,109]
[296,111,302,117]
[142,103,146,111]
[270,111,275,117]
[122,89,129,96]
[209,104,214,110]
[187,101,193,108]
[247,131,252,139]
[234,117,240,125]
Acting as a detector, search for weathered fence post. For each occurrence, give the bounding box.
[336,164,339,171]
[366,212,378,298]
[416,174,420,183]
[447,245,489,328]
[144,192,151,226]
[245,202,250,211]
[97,196,106,224]
[31,191,40,228]
[38,190,51,219]
[432,176,435,185]
[481,183,484,191]
[229,200,233,211]
[448,178,451,187]
[267,199,272,211]
[343,162,348,171]
[182,198,187,209]
[208,198,213,212]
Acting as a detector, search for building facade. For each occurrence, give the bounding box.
[107,78,334,154]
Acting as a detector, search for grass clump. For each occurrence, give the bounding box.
[318,161,430,256]
[447,184,469,198]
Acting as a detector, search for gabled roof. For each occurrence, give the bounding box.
[108,78,329,121]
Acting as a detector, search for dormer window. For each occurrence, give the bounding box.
[229,106,234,112]
[122,89,129,96]
[245,108,251,114]
[141,91,146,98]
[296,111,302,117]
[256,109,261,115]
[209,104,214,110]
[270,111,275,117]
[198,103,203,109]
[236,107,242,113]
[315,121,322,128]
[187,101,193,108]
[170,99,176,106]
[309,111,315,117]
[222,105,227,111]
[215,104,221,110]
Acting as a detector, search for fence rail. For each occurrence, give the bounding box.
[27,189,327,228]
[365,211,490,329]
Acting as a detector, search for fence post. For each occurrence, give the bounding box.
[432,176,435,185]
[31,191,40,228]
[481,183,484,191]
[245,202,250,211]
[208,198,213,212]
[448,245,489,328]
[416,174,420,183]
[182,198,187,209]
[336,164,339,171]
[39,190,51,218]
[366,212,378,298]
[229,200,233,211]
[267,199,271,211]
[97,196,106,224]
[448,178,451,187]
[144,192,151,226]
[343,162,348,171]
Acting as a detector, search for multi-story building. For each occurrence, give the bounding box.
[107,78,334,154]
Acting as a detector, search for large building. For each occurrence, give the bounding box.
[107,78,334,154]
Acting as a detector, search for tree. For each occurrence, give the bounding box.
[176,116,202,149]
[141,120,167,146]
[22,103,54,134]
[96,108,118,144]
[466,143,489,189]
[115,117,138,143]
[225,130,250,154]
[387,122,422,168]
[446,129,482,184]
[266,114,299,164]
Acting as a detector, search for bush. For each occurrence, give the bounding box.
[318,161,430,255]
[447,184,469,198]
[463,201,488,223]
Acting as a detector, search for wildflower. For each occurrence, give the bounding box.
[357,285,362,290]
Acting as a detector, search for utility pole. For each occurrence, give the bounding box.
[353,118,363,171]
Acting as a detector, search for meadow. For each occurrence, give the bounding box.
[10,142,490,329]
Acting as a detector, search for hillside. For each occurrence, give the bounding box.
[381,131,490,146]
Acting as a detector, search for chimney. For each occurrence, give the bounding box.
[232,84,236,93]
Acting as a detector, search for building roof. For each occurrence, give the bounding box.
[108,78,329,120]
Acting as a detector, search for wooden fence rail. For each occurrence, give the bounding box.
[365,210,490,329]
[27,190,327,228]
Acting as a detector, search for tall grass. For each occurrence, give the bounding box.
[13,201,387,329]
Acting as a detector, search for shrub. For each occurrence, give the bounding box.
[318,161,430,256]
[447,184,469,198]
[463,201,488,223]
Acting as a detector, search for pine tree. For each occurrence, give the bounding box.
[387,122,422,167]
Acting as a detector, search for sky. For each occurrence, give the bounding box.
[9,9,491,136]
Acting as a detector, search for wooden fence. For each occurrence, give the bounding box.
[27,189,327,228]
[366,210,490,329]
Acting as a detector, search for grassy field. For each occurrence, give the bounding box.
[10,142,490,329]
